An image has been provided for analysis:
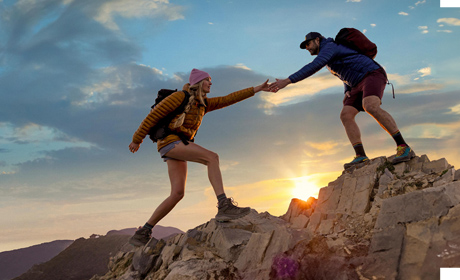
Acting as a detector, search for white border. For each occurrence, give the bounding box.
[441,0,460,7]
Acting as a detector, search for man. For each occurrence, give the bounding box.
[269,32,415,168]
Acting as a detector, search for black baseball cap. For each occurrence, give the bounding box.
[300,32,322,49]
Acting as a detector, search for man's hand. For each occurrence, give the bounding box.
[129,142,140,153]
[268,78,291,93]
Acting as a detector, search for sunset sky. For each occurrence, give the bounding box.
[1,0,460,252]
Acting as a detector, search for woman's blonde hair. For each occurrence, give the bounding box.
[172,79,207,128]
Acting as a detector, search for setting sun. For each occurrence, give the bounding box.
[290,176,321,201]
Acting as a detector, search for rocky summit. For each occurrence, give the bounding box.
[92,155,460,280]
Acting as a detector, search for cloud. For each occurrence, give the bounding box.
[418,67,431,77]
[437,30,453,33]
[387,72,443,94]
[260,72,342,110]
[304,140,346,157]
[0,0,192,175]
[399,12,409,16]
[418,26,428,34]
[415,0,426,6]
[93,0,185,30]
[437,18,460,26]
[371,24,376,27]
[233,63,252,71]
[346,0,361,2]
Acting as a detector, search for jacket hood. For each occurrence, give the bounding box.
[320,37,334,49]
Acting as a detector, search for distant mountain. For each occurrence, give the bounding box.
[107,225,184,240]
[0,240,73,280]
[12,234,129,280]
[7,225,183,280]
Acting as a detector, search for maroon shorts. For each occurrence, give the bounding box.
[343,68,387,112]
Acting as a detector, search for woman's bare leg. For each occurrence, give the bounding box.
[165,142,224,196]
[146,159,187,226]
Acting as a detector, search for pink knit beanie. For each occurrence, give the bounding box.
[189,68,210,86]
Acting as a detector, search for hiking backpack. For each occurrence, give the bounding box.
[148,89,191,143]
[335,27,377,59]
[335,28,396,98]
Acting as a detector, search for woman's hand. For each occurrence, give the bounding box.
[129,142,140,153]
[254,79,271,93]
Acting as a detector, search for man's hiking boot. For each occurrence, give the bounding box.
[392,145,415,164]
[344,156,369,169]
[129,227,154,247]
[215,198,250,222]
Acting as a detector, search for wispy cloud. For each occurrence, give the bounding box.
[260,73,342,110]
[399,12,409,16]
[233,63,252,71]
[418,26,429,34]
[437,18,460,26]
[418,67,431,77]
[93,0,185,30]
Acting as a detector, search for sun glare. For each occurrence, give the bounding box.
[291,176,320,201]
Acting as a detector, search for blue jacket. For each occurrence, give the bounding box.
[288,37,382,93]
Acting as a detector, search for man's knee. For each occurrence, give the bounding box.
[363,102,380,115]
[340,109,356,123]
[362,96,382,115]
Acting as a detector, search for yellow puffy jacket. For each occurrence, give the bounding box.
[132,84,255,151]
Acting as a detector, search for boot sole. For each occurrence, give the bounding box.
[392,150,416,164]
[128,237,148,247]
[344,159,369,169]
[215,210,250,223]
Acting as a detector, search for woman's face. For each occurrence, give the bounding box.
[201,77,212,93]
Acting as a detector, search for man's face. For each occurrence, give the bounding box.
[305,38,320,56]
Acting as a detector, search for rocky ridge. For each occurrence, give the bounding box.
[92,154,460,280]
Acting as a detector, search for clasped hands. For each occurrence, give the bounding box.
[255,78,292,93]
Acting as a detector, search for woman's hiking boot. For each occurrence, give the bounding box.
[215,198,250,222]
[344,156,369,169]
[392,145,415,164]
[129,227,154,247]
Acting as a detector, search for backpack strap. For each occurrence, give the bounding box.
[164,90,192,145]
[149,90,192,144]
[372,61,395,99]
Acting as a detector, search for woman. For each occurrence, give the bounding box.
[128,68,270,246]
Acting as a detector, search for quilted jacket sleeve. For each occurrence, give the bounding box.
[205,87,255,113]
[132,91,186,144]
[288,42,337,83]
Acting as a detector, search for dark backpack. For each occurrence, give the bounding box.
[148,89,191,143]
[335,28,395,98]
[335,28,377,59]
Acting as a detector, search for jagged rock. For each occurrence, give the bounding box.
[455,169,460,181]
[94,155,460,280]
[132,238,165,276]
[282,197,316,222]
